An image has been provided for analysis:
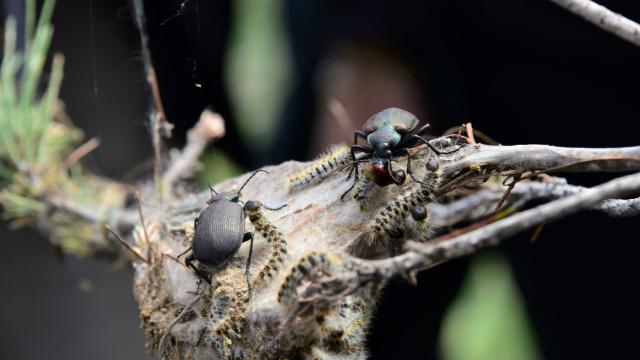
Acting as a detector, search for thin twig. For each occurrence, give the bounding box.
[130,0,173,200]
[548,0,640,47]
[513,180,640,217]
[47,195,137,228]
[429,179,640,227]
[465,123,476,144]
[444,144,640,177]
[151,91,164,199]
[495,174,521,210]
[530,223,546,243]
[105,225,148,263]
[441,125,499,145]
[431,205,519,242]
[63,137,100,168]
[162,109,225,193]
[158,295,201,354]
[135,192,151,246]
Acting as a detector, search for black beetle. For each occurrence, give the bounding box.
[343,107,461,199]
[180,169,285,292]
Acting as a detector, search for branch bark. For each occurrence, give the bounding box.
[299,171,640,302]
[162,109,225,195]
[548,0,640,47]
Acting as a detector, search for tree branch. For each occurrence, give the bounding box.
[548,0,640,47]
[299,171,640,302]
[429,179,640,226]
[162,109,225,195]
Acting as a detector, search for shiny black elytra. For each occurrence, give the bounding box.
[180,169,285,293]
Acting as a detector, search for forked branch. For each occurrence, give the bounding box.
[296,171,640,303]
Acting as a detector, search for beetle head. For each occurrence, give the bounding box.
[367,126,401,154]
[207,193,233,205]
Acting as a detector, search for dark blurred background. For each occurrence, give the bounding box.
[1,0,640,359]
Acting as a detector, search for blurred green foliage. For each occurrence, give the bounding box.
[0,0,127,256]
[0,0,71,182]
[198,149,243,186]
[225,0,291,150]
[201,0,292,183]
[440,252,540,360]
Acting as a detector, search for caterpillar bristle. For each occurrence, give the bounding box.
[278,252,347,307]
[245,202,289,290]
[364,164,443,247]
[289,144,351,192]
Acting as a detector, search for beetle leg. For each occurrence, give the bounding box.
[243,232,254,298]
[347,146,372,180]
[185,254,211,284]
[397,123,431,148]
[386,160,404,184]
[413,123,432,137]
[351,144,373,153]
[341,179,359,200]
[342,146,367,200]
[184,253,196,271]
[399,148,426,185]
[410,134,464,155]
[187,278,203,295]
[341,175,358,201]
[177,245,192,259]
[354,130,367,146]
[353,176,375,210]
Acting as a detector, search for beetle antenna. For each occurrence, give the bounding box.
[412,134,465,155]
[237,169,269,196]
[158,295,202,355]
[208,182,218,196]
[176,246,192,259]
[105,225,148,263]
[339,158,370,172]
[263,203,288,211]
[164,252,189,268]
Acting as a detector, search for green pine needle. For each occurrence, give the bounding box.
[0,0,62,176]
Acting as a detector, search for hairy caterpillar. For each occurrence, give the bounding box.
[289,144,351,192]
